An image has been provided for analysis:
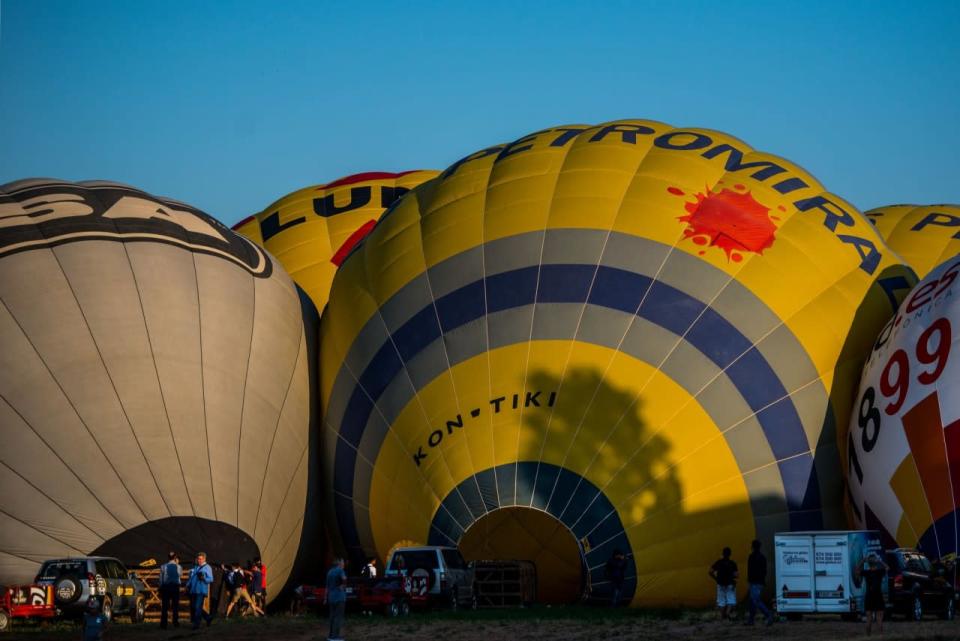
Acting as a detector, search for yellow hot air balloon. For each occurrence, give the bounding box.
[865,204,960,278]
[233,170,439,312]
[318,121,917,607]
[846,254,960,560]
[0,179,316,603]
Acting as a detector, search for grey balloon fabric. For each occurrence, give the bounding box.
[0,179,312,600]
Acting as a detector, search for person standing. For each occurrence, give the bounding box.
[860,553,889,635]
[709,547,739,620]
[186,552,214,630]
[361,558,378,579]
[605,549,627,607]
[745,540,773,626]
[159,551,182,629]
[254,557,267,605]
[249,559,266,610]
[326,558,348,641]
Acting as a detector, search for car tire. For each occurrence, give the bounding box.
[909,592,923,621]
[0,608,10,632]
[942,596,955,621]
[449,587,459,611]
[400,600,410,616]
[102,595,113,623]
[131,596,145,623]
[53,575,83,605]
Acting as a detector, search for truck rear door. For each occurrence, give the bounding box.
[775,535,814,612]
[813,535,848,613]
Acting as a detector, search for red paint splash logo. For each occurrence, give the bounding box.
[668,183,782,263]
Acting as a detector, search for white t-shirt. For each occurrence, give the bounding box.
[364,563,377,578]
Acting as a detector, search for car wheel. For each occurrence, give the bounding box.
[400,600,410,616]
[943,596,955,621]
[0,608,10,632]
[54,575,83,605]
[131,596,145,623]
[449,587,459,611]
[102,595,113,623]
[910,593,923,621]
[387,600,401,617]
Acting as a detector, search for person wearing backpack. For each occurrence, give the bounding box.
[225,562,264,617]
[159,551,182,629]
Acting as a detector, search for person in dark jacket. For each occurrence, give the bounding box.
[326,558,348,641]
[605,549,628,606]
[746,540,773,626]
[159,551,182,629]
[859,553,889,635]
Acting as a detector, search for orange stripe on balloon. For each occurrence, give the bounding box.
[902,391,953,521]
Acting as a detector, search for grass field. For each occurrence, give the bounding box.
[5,607,959,641]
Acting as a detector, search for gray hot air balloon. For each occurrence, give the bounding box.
[0,179,317,602]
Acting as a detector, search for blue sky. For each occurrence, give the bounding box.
[1,0,957,226]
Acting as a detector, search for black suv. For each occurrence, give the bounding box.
[885,548,955,620]
[34,557,147,622]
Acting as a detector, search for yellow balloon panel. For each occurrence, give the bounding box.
[865,204,960,278]
[320,121,916,605]
[233,170,438,312]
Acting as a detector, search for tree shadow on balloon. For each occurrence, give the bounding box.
[517,366,797,605]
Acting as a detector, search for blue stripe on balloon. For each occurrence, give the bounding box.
[332,263,820,558]
[427,461,637,605]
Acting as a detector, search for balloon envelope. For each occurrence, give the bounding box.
[319,121,914,605]
[233,170,439,313]
[865,204,960,278]
[0,179,314,600]
[846,255,960,559]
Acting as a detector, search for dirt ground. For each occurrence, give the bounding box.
[6,609,959,641]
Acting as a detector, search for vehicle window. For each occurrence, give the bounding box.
[904,555,927,572]
[442,549,467,569]
[109,562,127,579]
[389,550,439,572]
[36,561,85,581]
[95,560,110,577]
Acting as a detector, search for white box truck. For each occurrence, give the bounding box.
[775,530,884,617]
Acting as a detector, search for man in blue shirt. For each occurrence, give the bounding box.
[159,551,182,629]
[186,552,214,630]
[325,558,347,641]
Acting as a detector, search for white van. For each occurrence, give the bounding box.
[775,530,884,617]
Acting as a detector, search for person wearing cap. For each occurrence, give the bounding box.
[859,552,889,635]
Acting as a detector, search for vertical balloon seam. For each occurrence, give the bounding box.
[235,269,258,532]
[190,247,217,523]
[259,443,309,555]
[45,236,165,521]
[537,124,704,521]
[423,148,515,527]
[116,230,198,520]
[536,130,761,536]
[252,326,306,539]
[357,198,481,536]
